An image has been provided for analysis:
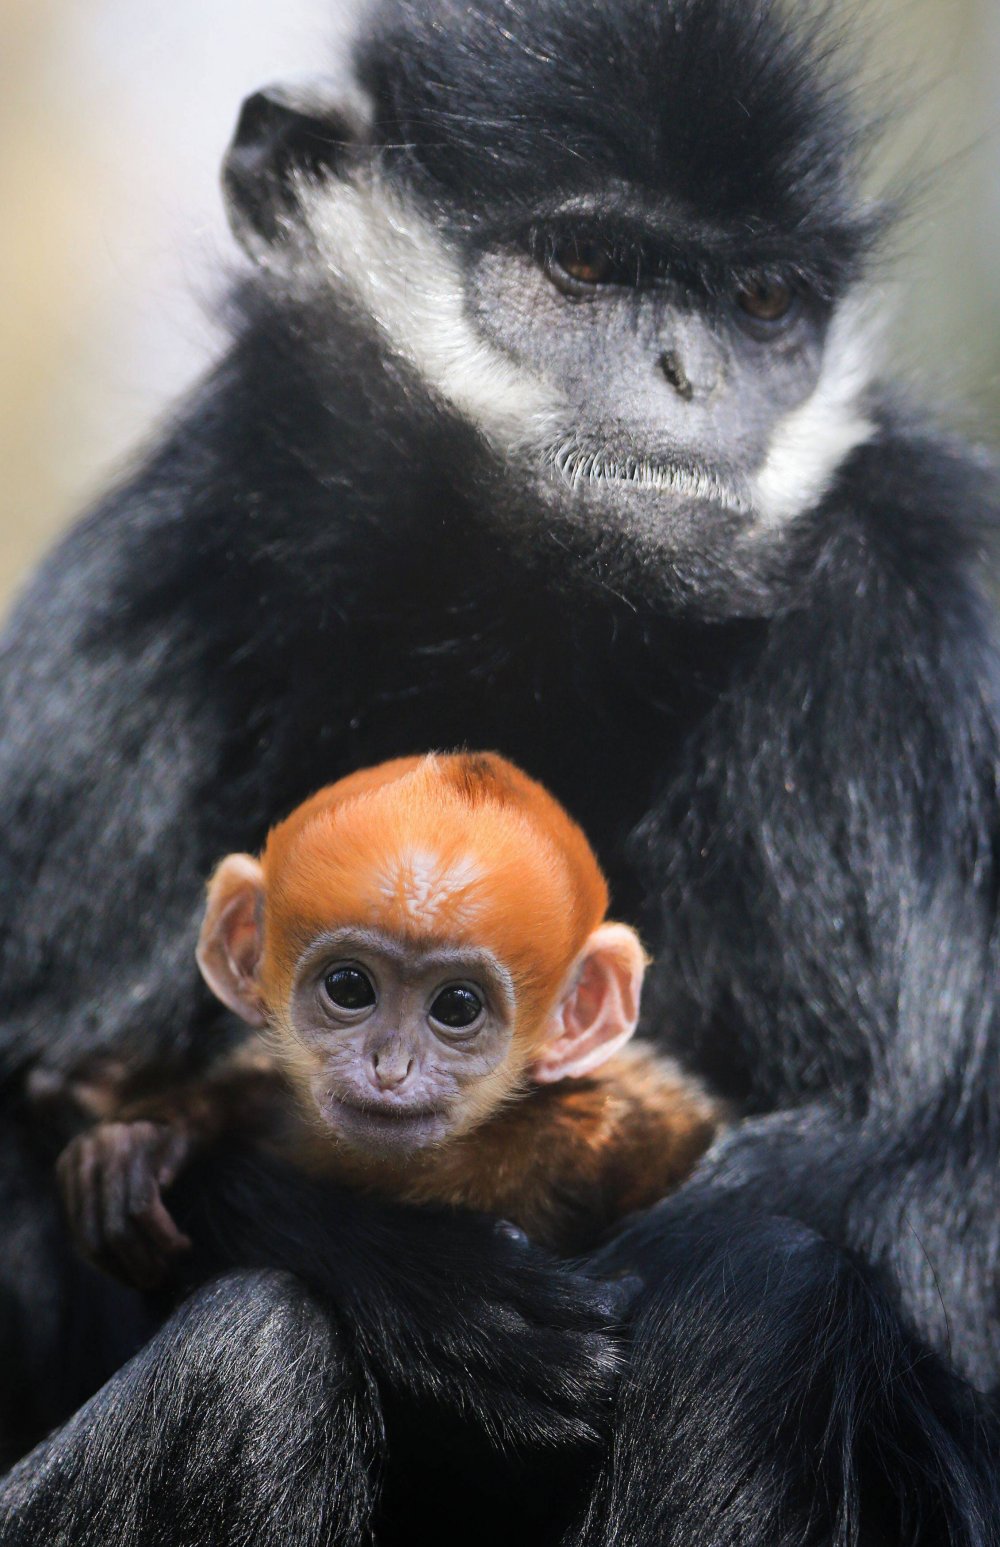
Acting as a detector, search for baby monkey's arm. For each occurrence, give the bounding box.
[55,1044,285,1289]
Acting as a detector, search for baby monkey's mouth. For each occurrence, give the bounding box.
[326,1091,450,1150]
[338,1095,440,1121]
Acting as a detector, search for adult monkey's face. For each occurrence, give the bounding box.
[223,0,882,615]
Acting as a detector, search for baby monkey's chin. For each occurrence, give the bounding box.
[321,1091,454,1154]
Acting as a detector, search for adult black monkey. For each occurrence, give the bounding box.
[1,0,1000,1541]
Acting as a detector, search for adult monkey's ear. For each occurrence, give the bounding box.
[222,79,372,251]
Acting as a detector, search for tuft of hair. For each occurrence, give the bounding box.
[353,0,884,294]
[258,753,609,1033]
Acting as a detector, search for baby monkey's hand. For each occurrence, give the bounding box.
[57,1121,193,1290]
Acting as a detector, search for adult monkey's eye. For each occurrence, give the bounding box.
[736,276,795,323]
[324,966,376,1011]
[429,985,484,1030]
[549,236,615,289]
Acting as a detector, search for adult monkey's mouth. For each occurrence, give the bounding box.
[547,442,752,513]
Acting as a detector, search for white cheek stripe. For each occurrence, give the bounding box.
[299,173,561,446]
[750,291,880,528]
[296,176,877,528]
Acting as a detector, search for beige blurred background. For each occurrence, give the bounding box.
[1,0,999,614]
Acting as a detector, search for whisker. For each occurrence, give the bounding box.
[547,441,751,514]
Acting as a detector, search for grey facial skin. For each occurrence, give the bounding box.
[288,927,516,1153]
[469,245,827,515]
[455,225,857,615]
[294,163,873,619]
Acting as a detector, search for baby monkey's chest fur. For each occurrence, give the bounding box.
[294,1045,719,1254]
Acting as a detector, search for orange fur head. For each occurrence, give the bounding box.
[198,753,648,1154]
[256,753,609,1053]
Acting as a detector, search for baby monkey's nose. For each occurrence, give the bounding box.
[371,1049,414,1091]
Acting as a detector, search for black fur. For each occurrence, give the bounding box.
[358,0,881,286]
[0,1270,384,1547]
[2,0,1000,1540]
[584,1203,998,1547]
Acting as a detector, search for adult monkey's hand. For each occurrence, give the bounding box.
[171,1149,631,1452]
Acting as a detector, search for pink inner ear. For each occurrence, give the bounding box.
[567,955,605,1034]
[196,857,267,1027]
[531,922,646,1084]
[226,904,263,987]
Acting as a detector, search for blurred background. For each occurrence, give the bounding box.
[1,0,999,613]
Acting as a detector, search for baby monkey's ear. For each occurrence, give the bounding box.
[532,923,647,1084]
[196,855,268,1027]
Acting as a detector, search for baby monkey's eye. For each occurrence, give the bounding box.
[429,985,484,1030]
[324,966,376,1011]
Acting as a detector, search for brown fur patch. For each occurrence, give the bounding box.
[293,1042,720,1254]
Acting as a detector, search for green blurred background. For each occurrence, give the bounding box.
[1,0,998,612]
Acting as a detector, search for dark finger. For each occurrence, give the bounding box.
[582,1273,646,1321]
[154,1130,192,1193]
[494,1218,530,1247]
[99,1136,163,1287]
[75,1142,106,1264]
[129,1142,192,1264]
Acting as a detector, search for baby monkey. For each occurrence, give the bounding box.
[58,753,719,1284]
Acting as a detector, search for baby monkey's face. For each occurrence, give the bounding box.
[287,926,519,1154]
[197,766,646,1162]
